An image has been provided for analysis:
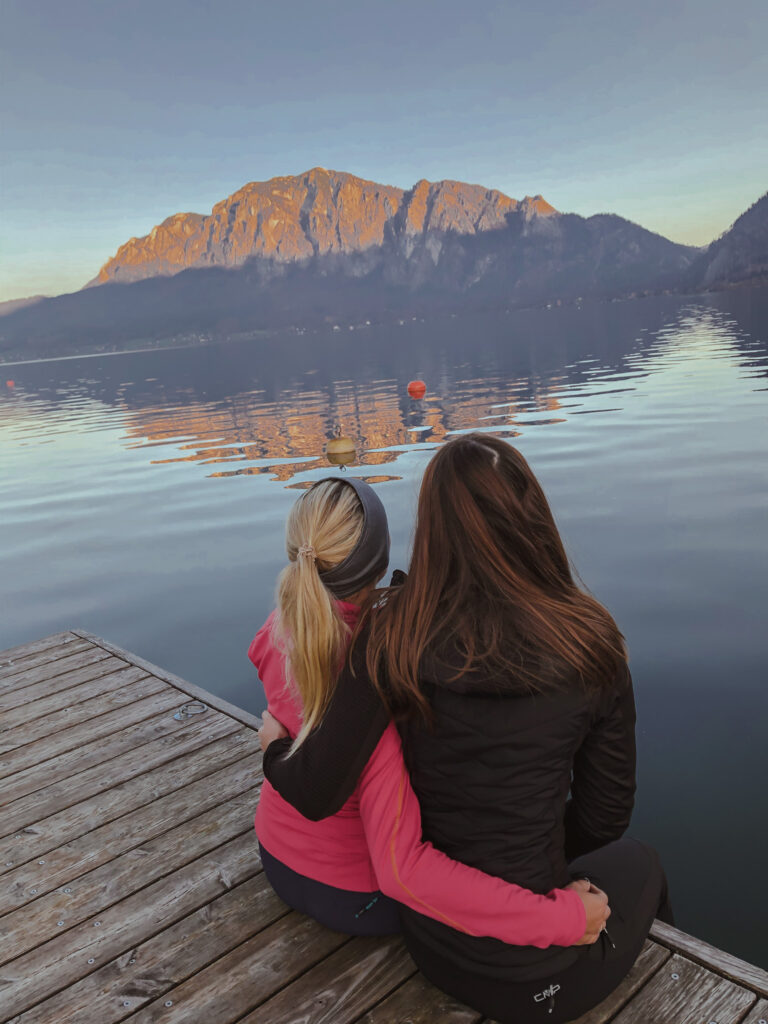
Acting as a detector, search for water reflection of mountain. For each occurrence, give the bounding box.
[3,293,766,481]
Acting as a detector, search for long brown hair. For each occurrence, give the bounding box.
[363,433,626,719]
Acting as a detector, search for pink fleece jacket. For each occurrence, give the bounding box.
[251,604,586,947]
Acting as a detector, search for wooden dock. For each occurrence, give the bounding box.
[1,630,765,1024]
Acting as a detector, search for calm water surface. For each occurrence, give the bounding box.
[2,291,766,965]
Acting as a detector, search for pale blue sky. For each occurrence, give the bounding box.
[1,0,766,301]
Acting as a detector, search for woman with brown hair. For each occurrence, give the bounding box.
[261,434,672,1024]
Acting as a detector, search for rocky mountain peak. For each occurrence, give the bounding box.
[93,170,557,286]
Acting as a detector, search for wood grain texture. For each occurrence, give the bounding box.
[0,665,156,734]
[0,649,118,711]
[358,972,483,1024]
[0,632,79,675]
[0,669,156,774]
[0,786,260,965]
[249,933,415,1024]
[72,630,264,731]
[0,728,261,873]
[570,941,671,1024]
[0,639,91,687]
[123,913,349,1024]
[0,755,262,915]
[0,694,235,817]
[740,998,768,1023]
[612,953,755,1023]
[0,832,261,1020]
[650,920,768,998]
[0,689,185,798]
[12,873,288,1024]
[0,673,164,753]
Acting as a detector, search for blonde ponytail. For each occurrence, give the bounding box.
[273,480,365,751]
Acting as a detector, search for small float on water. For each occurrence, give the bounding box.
[325,432,356,468]
[407,379,427,399]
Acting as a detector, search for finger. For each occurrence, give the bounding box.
[568,878,590,892]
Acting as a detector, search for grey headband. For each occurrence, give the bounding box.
[316,476,390,599]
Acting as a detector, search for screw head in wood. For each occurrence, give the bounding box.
[94,921,101,927]
[123,1002,131,1008]
[129,958,135,964]
[87,958,95,964]
[57,920,64,926]
[671,972,679,979]
[30,888,37,894]
[38,859,45,864]
[165,1001,173,1007]
[63,887,71,893]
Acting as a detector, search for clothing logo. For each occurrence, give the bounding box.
[533,983,561,1002]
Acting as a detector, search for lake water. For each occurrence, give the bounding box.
[2,290,766,966]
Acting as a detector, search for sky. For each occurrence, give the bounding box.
[1,0,766,302]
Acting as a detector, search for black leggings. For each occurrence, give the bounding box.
[410,838,673,1024]
[259,843,401,936]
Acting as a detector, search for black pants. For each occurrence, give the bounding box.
[259,843,401,935]
[410,837,673,1024]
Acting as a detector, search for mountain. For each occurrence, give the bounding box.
[0,169,711,359]
[90,168,553,285]
[0,295,47,317]
[692,192,768,288]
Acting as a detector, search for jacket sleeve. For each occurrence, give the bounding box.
[358,723,586,947]
[564,664,637,862]
[262,633,389,821]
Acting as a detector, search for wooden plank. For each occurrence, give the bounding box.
[251,934,415,1024]
[0,786,260,964]
[740,998,768,1023]
[0,650,121,711]
[0,671,163,778]
[612,953,755,1023]
[0,728,260,873]
[13,873,289,1024]
[122,913,349,1024]
[0,673,164,753]
[0,640,93,687]
[570,940,671,1023]
[0,665,154,736]
[0,632,79,673]
[72,630,264,731]
[0,832,260,1020]
[0,704,241,835]
[0,754,262,915]
[0,688,186,798]
[650,920,768,998]
[358,972,482,1024]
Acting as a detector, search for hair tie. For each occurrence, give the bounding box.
[297,543,317,562]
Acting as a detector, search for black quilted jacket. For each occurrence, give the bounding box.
[264,634,636,980]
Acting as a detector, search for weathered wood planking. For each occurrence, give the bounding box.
[11,874,289,1024]
[0,758,261,915]
[0,632,82,676]
[0,728,260,872]
[0,638,93,686]
[650,919,768,998]
[2,631,765,1024]
[610,952,756,1022]
[249,934,416,1024]
[0,672,165,752]
[0,834,261,1020]
[359,973,483,1024]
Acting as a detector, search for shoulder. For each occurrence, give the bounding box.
[247,610,280,669]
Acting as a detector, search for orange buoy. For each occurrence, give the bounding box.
[325,435,356,467]
[407,379,426,399]
[5,380,14,388]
